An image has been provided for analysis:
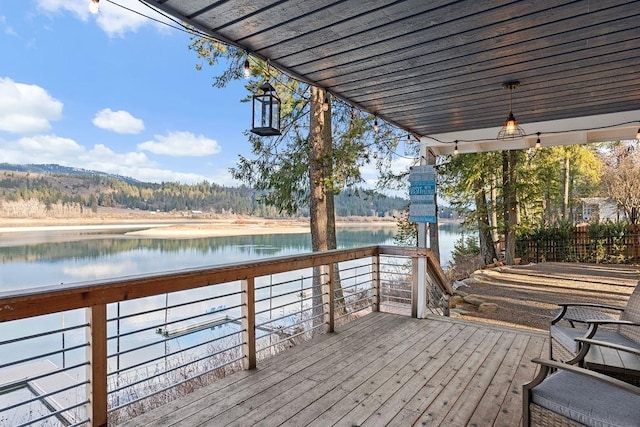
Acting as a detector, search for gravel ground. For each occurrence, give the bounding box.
[452,262,640,331]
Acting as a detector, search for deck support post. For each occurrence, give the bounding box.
[413,225,428,318]
[86,304,108,427]
[372,254,380,312]
[241,277,256,370]
[323,264,335,332]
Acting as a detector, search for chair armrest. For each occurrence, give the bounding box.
[566,322,640,364]
[528,358,640,395]
[551,304,620,325]
[575,338,640,357]
[583,319,640,326]
[556,302,625,311]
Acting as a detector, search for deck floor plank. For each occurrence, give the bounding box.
[211,314,435,426]
[128,312,397,426]
[304,321,464,426]
[183,315,413,426]
[466,333,532,427]
[276,319,452,427]
[339,324,478,427]
[377,326,495,427]
[123,313,549,427]
[443,332,518,426]
[492,334,548,427]
[408,329,504,426]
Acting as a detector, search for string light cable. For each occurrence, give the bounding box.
[425,120,640,145]
[101,0,414,137]
[100,1,639,152]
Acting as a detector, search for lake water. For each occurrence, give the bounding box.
[0,222,465,422]
[0,223,464,293]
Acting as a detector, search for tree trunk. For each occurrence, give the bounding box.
[309,86,330,326]
[426,150,440,261]
[490,174,499,246]
[309,88,345,325]
[474,179,498,264]
[502,151,509,248]
[562,155,570,220]
[504,150,518,265]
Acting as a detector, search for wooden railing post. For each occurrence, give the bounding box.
[372,255,380,312]
[241,277,256,370]
[411,256,419,318]
[322,264,335,332]
[86,304,107,427]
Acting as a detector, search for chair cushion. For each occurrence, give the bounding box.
[551,325,639,354]
[531,370,640,427]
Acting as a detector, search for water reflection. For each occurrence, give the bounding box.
[0,228,397,292]
[0,224,464,292]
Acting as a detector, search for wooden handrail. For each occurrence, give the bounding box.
[0,245,449,427]
[0,246,380,322]
[0,245,451,322]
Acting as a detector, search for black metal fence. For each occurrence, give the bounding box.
[516,233,640,264]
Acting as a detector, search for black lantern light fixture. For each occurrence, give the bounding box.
[251,81,281,136]
[497,80,526,140]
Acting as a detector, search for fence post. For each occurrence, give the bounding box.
[322,264,335,332]
[86,304,107,427]
[372,254,380,312]
[241,277,256,370]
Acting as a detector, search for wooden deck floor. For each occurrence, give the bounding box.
[124,313,549,427]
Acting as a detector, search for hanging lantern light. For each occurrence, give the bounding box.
[251,81,281,136]
[497,81,526,140]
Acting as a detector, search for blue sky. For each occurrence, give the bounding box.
[0,0,260,186]
[0,0,413,190]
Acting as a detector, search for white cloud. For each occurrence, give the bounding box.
[93,108,145,134]
[0,78,63,134]
[0,15,17,36]
[37,0,91,20]
[0,135,228,185]
[84,144,152,167]
[63,261,137,280]
[36,0,168,37]
[138,131,221,157]
[18,135,84,155]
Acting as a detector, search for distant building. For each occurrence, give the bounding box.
[579,197,624,222]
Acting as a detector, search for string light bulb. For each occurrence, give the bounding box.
[243,59,250,78]
[453,140,459,155]
[535,132,541,149]
[89,0,100,14]
[373,118,379,133]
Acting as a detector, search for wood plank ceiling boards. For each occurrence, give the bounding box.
[141,0,640,154]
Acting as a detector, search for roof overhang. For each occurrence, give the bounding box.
[141,0,640,154]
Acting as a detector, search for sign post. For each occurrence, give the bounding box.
[408,164,437,319]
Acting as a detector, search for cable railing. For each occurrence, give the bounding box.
[0,245,449,426]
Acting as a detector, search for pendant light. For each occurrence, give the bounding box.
[497,81,526,140]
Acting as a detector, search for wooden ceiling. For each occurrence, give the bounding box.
[145,0,640,149]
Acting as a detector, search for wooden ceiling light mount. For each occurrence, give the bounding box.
[497,80,526,140]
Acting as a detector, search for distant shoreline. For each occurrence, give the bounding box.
[0,216,398,241]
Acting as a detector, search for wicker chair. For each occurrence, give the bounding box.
[523,356,640,427]
[550,283,640,385]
